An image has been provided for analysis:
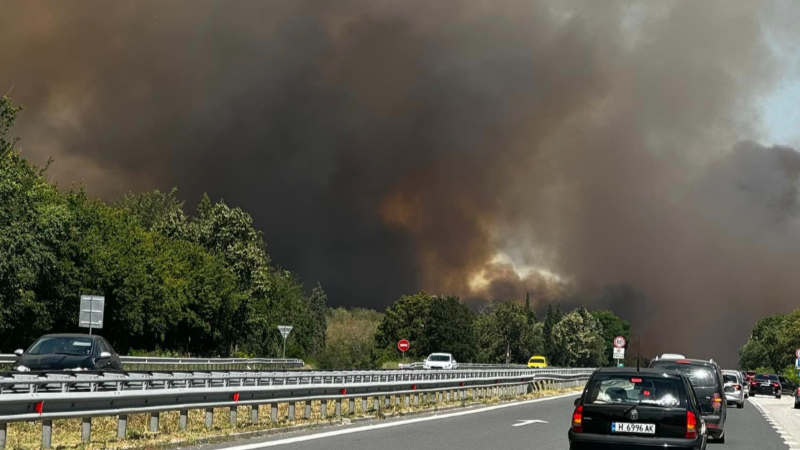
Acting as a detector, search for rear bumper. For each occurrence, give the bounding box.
[726,391,744,403]
[568,430,704,450]
[751,385,780,395]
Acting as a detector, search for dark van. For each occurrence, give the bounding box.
[569,368,710,450]
[649,358,726,443]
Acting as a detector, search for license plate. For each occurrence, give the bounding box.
[762,382,771,387]
[611,422,656,434]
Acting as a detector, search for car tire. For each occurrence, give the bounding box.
[794,403,800,409]
[737,401,744,409]
[716,432,726,444]
[776,393,782,399]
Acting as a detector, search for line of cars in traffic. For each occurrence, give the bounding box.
[569,353,754,449]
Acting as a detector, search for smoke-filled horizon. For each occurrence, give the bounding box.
[2,0,800,366]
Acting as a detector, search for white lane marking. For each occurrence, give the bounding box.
[217,392,580,450]
[749,397,797,450]
[512,419,549,427]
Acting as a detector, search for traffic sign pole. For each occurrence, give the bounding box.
[397,339,410,361]
[277,326,293,359]
[613,336,627,367]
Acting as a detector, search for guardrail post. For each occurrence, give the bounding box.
[321,401,328,419]
[385,396,390,408]
[118,415,128,439]
[206,408,214,429]
[361,398,367,413]
[230,406,237,425]
[413,393,419,406]
[305,402,311,419]
[335,399,342,417]
[81,417,92,442]
[446,391,451,402]
[405,394,410,407]
[373,397,379,411]
[0,422,7,449]
[271,404,278,423]
[42,420,53,449]
[289,402,296,421]
[180,410,189,430]
[349,398,355,415]
[150,412,160,432]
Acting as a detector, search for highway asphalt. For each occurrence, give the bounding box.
[195,394,789,450]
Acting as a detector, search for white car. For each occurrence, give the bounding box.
[423,353,457,369]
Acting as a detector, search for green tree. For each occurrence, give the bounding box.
[374,292,477,362]
[542,303,563,364]
[592,310,630,366]
[308,283,328,355]
[0,96,327,358]
[551,308,606,367]
[474,300,543,364]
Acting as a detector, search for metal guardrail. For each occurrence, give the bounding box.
[0,355,305,371]
[398,362,564,370]
[0,367,594,448]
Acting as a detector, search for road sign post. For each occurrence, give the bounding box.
[277,326,293,359]
[613,336,627,368]
[79,295,105,335]
[397,339,410,360]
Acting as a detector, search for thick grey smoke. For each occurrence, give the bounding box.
[1,0,799,365]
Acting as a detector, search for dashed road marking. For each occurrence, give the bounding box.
[750,398,796,450]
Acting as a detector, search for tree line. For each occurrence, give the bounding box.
[2,95,630,368]
[739,309,800,382]
[1,96,326,357]
[317,292,630,369]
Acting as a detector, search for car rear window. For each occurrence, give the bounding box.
[723,374,737,384]
[584,374,686,407]
[649,362,718,388]
[755,374,778,381]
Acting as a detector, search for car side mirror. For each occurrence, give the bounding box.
[700,404,714,416]
[99,352,111,359]
[14,349,24,357]
[574,398,581,407]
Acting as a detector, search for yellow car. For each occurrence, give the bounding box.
[528,356,547,368]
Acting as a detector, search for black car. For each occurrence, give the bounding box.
[649,358,726,443]
[12,334,123,371]
[795,386,800,409]
[569,368,710,450]
[749,374,781,398]
[778,376,798,396]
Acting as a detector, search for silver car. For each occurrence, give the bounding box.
[723,370,746,409]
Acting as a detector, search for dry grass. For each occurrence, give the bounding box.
[4,386,581,450]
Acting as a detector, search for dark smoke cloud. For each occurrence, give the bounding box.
[2,0,800,365]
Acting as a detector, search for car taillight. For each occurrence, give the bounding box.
[712,393,722,409]
[772,382,780,388]
[686,411,698,439]
[797,387,800,395]
[572,405,583,433]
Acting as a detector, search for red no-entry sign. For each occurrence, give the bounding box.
[398,339,410,352]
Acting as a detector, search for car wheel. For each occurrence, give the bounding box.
[776,393,782,399]
[716,431,726,444]
[794,403,800,409]
[737,401,744,409]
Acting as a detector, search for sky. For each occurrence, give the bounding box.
[2,0,800,366]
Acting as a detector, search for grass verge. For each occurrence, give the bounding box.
[4,386,581,450]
